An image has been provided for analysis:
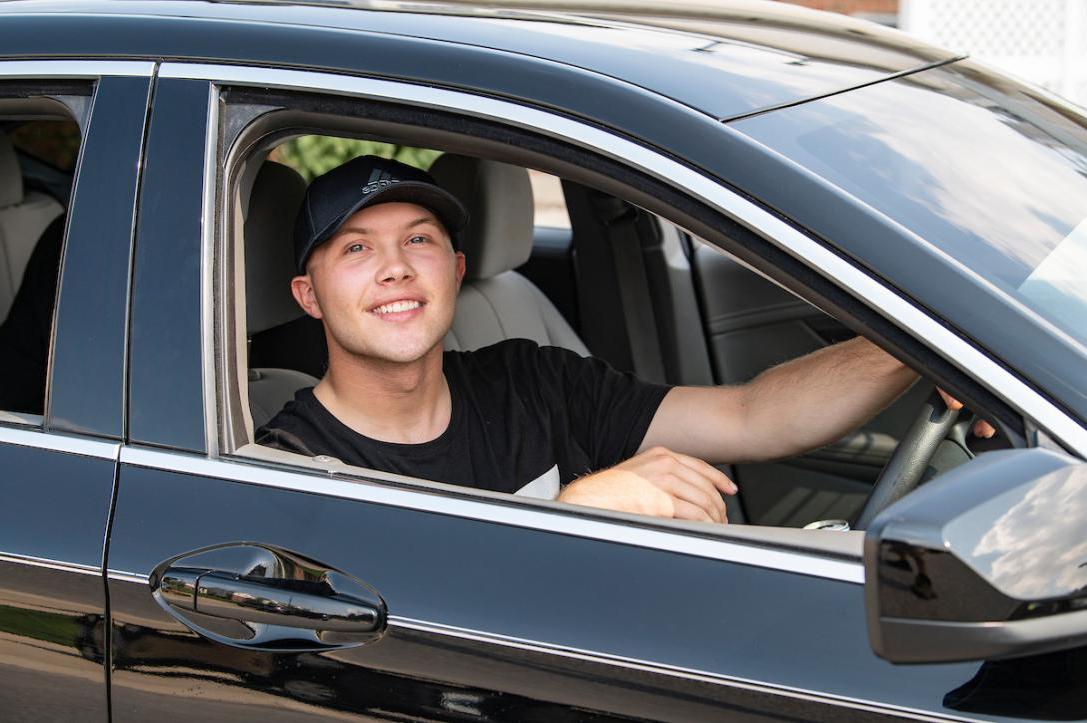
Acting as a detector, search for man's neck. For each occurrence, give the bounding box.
[313,344,451,445]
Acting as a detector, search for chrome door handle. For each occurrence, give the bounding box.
[152,544,387,651]
[162,569,382,633]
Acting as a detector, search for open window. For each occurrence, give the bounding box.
[211,85,1022,540]
[0,89,84,425]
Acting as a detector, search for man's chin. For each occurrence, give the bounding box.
[354,339,444,366]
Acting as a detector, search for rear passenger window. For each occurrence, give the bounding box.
[0,108,81,422]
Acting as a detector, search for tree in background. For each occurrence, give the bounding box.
[273,136,440,181]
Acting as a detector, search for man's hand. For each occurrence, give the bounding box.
[936,389,997,438]
[557,446,738,523]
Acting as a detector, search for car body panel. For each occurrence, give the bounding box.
[0,0,959,122]
[107,458,985,720]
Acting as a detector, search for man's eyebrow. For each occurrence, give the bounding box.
[334,216,439,237]
[405,216,440,230]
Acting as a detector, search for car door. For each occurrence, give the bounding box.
[0,62,151,717]
[96,62,1045,722]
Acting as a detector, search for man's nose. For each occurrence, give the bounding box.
[376,246,415,283]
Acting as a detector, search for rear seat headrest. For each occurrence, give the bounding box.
[429,154,534,281]
[0,133,24,208]
[245,161,308,335]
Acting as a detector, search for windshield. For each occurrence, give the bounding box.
[731,61,1087,348]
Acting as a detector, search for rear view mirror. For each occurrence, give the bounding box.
[864,448,1087,664]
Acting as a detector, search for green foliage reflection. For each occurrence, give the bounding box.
[276,137,439,182]
[0,604,82,648]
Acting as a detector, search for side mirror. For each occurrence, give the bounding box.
[864,448,1087,663]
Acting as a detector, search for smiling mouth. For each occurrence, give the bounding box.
[370,300,424,315]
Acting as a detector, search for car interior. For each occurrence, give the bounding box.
[0,114,78,423]
[232,128,1005,530]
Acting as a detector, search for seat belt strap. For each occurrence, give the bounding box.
[597,199,667,383]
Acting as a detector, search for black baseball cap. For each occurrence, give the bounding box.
[293,155,469,273]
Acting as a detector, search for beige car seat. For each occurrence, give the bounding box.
[0,131,63,321]
[429,154,588,356]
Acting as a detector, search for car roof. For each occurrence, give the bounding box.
[0,0,959,121]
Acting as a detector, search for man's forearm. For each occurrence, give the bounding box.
[735,337,917,461]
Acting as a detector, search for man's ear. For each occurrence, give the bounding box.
[290,275,323,319]
[454,251,467,288]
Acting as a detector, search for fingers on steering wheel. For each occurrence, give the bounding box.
[936,388,964,411]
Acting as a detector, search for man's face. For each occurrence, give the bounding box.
[292,201,466,365]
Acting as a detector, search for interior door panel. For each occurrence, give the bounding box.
[692,244,928,526]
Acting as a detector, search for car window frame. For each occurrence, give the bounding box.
[163,61,1081,579]
[0,62,151,440]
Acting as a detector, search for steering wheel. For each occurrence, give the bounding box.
[852,389,961,530]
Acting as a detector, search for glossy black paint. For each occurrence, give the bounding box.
[0,11,734,170]
[0,444,116,718]
[49,76,151,438]
[0,562,109,719]
[128,78,208,453]
[0,445,115,564]
[0,0,957,121]
[865,450,1087,665]
[108,462,985,719]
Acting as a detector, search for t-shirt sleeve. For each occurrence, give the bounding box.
[536,344,672,470]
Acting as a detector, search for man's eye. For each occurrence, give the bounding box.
[408,235,428,245]
[347,243,365,253]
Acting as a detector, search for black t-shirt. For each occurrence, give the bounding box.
[256,339,672,497]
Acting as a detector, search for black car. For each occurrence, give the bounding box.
[1,1,1086,720]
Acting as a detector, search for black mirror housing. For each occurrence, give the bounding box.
[864,448,1087,664]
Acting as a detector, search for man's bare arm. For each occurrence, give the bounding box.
[556,338,995,522]
[639,336,917,464]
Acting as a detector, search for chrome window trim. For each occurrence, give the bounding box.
[0,551,101,576]
[161,60,1087,456]
[200,82,221,457]
[106,570,148,585]
[120,445,864,584]
[0,425,119,460]
[0,60,156,78]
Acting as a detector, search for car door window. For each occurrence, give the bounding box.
[213,82,1021,534]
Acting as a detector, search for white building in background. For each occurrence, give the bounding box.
[899,0,1087,108]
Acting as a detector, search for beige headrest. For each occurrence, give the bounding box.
[245,161,308,335]
[429,154,534,281]
[0,133,24,208]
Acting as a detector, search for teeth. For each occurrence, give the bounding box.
[373,300,421,314]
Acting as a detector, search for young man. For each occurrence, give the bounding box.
[257,155,984,524]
